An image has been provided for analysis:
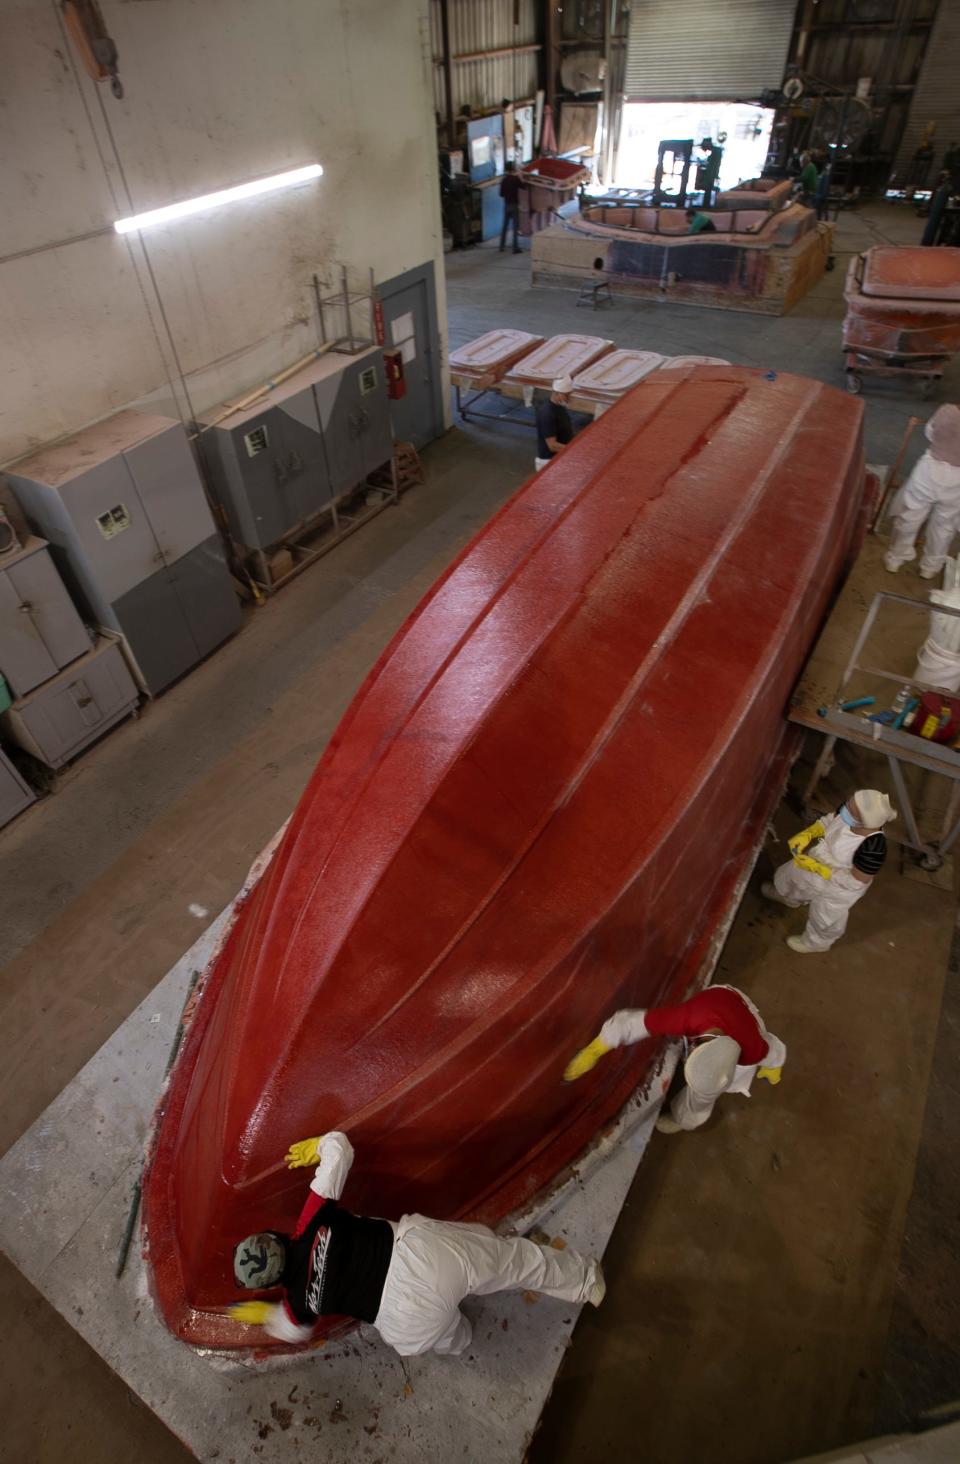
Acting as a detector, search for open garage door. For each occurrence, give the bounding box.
[625,0,796,102]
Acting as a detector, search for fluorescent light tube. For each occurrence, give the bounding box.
[114,163,323,234]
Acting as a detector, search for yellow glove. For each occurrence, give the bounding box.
[793,853,833,880]
[284,1136,324,1169]
[757,1066,782,1085]
[788,820,825,857]
[563,1037,610,1083]
[228,1301,273,1326]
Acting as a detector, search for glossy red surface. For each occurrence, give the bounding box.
[143,368,865,1349]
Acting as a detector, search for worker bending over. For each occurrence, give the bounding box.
[884,404,960,579]
[564,985,785,1135]
[230,1131,604,1357]
[535,375,575,471]
[686,207,716,235]
[763,789,896,954]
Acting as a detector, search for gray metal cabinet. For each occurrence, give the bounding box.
[197,346,393,554]
[6,412,241,695]
[1,636,138,769]
[0,745,35,828]
[0,537,91,697]
[314,352,393,500]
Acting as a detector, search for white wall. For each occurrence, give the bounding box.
[0,0,447,463]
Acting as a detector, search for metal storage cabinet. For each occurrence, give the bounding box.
[197,346,393,553]
[1,636,138,769]
[313,350,393,500]
[0,536,92,696]
[6,412,241,696]
[0,745,35,828]
[197,386,330,551]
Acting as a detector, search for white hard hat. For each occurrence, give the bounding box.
[853,789,897,828]
[683,1034,739,1094]
[552,375,573,394]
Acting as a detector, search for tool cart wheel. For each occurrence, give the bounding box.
[845,370,862,395]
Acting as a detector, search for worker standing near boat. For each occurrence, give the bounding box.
[797,151,819,207]
[697,137,723,207]
[229,1131,605,1356]
[534,375,575,471]
[762,789,896,953]
[563,986,786,1135]
[884,404,960,578]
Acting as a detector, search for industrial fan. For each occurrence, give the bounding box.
[811,96,872,156]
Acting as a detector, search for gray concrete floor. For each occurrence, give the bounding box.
[1,202,958,1463]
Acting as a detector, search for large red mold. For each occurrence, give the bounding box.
[143,367,865,1349]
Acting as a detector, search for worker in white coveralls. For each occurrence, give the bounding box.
[563,986,786,1135]
[884,404,960,579]
[762,789,896,954]
[228,1131,604,1357]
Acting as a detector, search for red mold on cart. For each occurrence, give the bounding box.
[843,245,960,395]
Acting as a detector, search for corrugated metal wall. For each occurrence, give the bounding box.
[430,0,539,121]
[625,0,796,101]
[893,0,960,175]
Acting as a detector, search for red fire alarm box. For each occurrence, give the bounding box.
[384,348,406,400]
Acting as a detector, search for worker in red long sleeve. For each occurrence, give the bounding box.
[563,986,786,1135]
[228,1131,604,1356]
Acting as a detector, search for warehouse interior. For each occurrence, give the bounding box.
[2,3,960,1463]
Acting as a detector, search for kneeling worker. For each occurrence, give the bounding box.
[686,207,716,234]
[535,375,574,471]
[229,1131,604,1357]
[564,985,786,1135]
[763,789,896,954]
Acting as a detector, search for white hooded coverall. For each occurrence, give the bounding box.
[886,409,960,575]
[601,986,786,1132]
[772,812,876,951]
[262,1133,601,1357]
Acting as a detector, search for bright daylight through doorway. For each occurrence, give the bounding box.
[615,102,774,191]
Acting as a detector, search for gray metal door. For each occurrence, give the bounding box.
[380,276,439,450]
[316,356,394,499]
[124,426,216,564]
[0,545,91,696]
[274,390,332,526]
[222,396,329,550]
[58,458,162,605]
[165,536,241,661]
[110,561,201,694]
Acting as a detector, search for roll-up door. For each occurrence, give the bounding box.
[625,0,797,103]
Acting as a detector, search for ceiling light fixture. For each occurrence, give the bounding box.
[114,163,323,235]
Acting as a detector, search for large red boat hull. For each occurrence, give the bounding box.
[143,367,865,1350]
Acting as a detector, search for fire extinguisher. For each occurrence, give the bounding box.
[384,348,406,400]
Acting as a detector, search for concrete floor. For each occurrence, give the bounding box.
[1,201,958,1463]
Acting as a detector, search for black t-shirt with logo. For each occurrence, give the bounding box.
[283,1199,394,1326]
